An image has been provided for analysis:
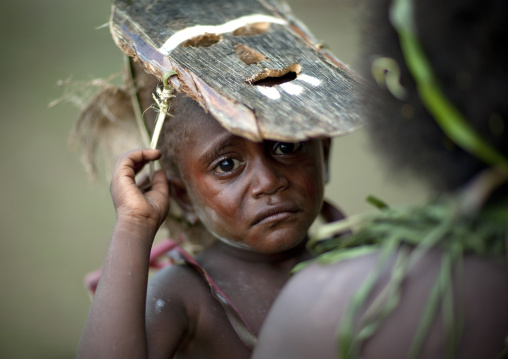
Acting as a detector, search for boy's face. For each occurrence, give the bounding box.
[176,112,327,254]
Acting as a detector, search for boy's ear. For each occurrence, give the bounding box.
[322,138,331,184]
[167,175,194,213]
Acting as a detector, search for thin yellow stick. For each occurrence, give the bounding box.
[151,70,178,150]
[148,70,178,181]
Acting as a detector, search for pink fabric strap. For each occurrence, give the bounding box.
[168,243,257,351]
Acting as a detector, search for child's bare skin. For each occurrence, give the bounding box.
[77,102,330,359]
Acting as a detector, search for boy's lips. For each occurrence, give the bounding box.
[251,204,300,226]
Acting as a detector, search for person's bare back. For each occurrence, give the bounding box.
[254,248,508,359]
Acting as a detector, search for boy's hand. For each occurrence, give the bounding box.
[110,149,169,234]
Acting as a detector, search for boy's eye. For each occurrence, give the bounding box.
[273,142,303,155]
[215,158,241,173]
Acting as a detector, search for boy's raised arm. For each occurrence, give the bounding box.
[77,149,169,359]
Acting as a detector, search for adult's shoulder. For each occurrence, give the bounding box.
[254,249,508,359]
[253,252,379,359]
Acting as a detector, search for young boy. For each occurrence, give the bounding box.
[76,83,332,358]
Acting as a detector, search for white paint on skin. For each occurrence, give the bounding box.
[213,232,254,251]
[194,203,255,251]
[155,299,166,314]
[159,14,288,54]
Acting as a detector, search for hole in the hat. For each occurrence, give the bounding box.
[253,72,297,87]
[183,33,222,47]
[247,64,301,87]
[233,22,271,37]
[235,44,266,65]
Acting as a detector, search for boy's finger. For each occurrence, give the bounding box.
[150,170,169,196]
[136,174,151,191]
[115,149,162,173]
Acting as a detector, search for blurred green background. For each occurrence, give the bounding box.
[0,0,428,358]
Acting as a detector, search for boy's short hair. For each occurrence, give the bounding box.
[157,92,206,177]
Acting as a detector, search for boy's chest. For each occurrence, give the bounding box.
[186,245,300,349]
[178,305,253,359]
[178,273,259,358]
[206,266,289,334]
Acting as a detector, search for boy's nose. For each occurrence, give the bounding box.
[249,157,289,198]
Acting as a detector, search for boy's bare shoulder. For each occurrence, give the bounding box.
[145,260,242,357]
[145,259,253,359]
[146,261,210,314]
[144,262,209,357]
